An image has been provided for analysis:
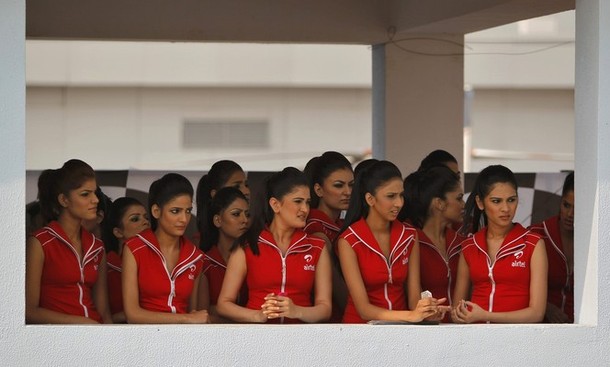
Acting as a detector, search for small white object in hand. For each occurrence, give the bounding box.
[421,290,432,299]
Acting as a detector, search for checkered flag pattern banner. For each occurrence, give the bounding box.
[463,172,570,227]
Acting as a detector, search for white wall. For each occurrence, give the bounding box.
[465,11,575,89]
[25,86,372,171]
[26,42,372,88]
[464,10,575,173]
[25,84,574,173]
[468,89,574,173]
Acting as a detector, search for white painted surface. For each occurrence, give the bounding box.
[3,2,609,367]
[465,11,575,89]
[25,87,574,173]
[26,42,373,88]
[468,89,575,173]
[25,87,373,171]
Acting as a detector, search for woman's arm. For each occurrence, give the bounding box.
[197,273,231,323]
[189,272,202,312]
[216,247,267,323]
[452,253,471,303]
[406,238,449,321]
[455,239,548,323]
[312,232,348,317]
[122,247,208,324]
[451,252,472,323]
[263,246,332,323]
[92,252,112,324]
[25,237,98,324]
[337,238,438,322]
[406,237,423,311]
[197,273,211,312]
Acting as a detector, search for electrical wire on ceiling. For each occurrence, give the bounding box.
[383,27,574,57]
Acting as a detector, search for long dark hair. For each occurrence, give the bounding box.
[102,197,145,253]
[196,160,245,247]
[399,166,460,228]
[148,173,194,231]
[562,171,574,198]
[464,165,518,233]
[237,167,308,255]
[38,159,96,223]
[353,158,378,180]
[341,160,402,233]
[304,151,352,209]
[200,187,248,253]
[418,150,458,172]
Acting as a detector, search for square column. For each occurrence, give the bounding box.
[372,35,464,174]
[574,0,610,326]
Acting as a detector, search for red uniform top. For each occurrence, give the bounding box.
[202,246,226,306]
[339,218,416,324]
[529,216,573,322]
[106,251,123,316]
[202,246,248,306]
[125,229,204,314]
[417,227,465,322]
[461,223,542,318]
[33,221,105,323]
[304,208,343,245]
[305,208,345,322]
[244,228,326,324]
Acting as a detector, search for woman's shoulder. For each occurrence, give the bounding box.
[303,232,327,249]
[458,231,477,252]
[31,221,62,242]
[511,223,543,246]
[394,220,417,234]
[124,228,155,252]
[338,217,366,238]
[528,216,559,238]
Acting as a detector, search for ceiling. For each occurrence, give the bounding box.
[27,0,574,44]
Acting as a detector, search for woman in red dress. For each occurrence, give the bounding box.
[26,159,112,324]
[452,165,547,323]
[337,160,448,323]
[122,173,208,323]
[217,167,332,323]
[529,172,574,323]
[102,197,150,323]
[198,187,249,322]
[400,166,465,322]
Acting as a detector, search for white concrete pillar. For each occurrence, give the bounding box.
[574,0,610,326]
[372,36,464,174]
[0,0,26,324]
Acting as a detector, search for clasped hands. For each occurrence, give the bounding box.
[260,293,300,321]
